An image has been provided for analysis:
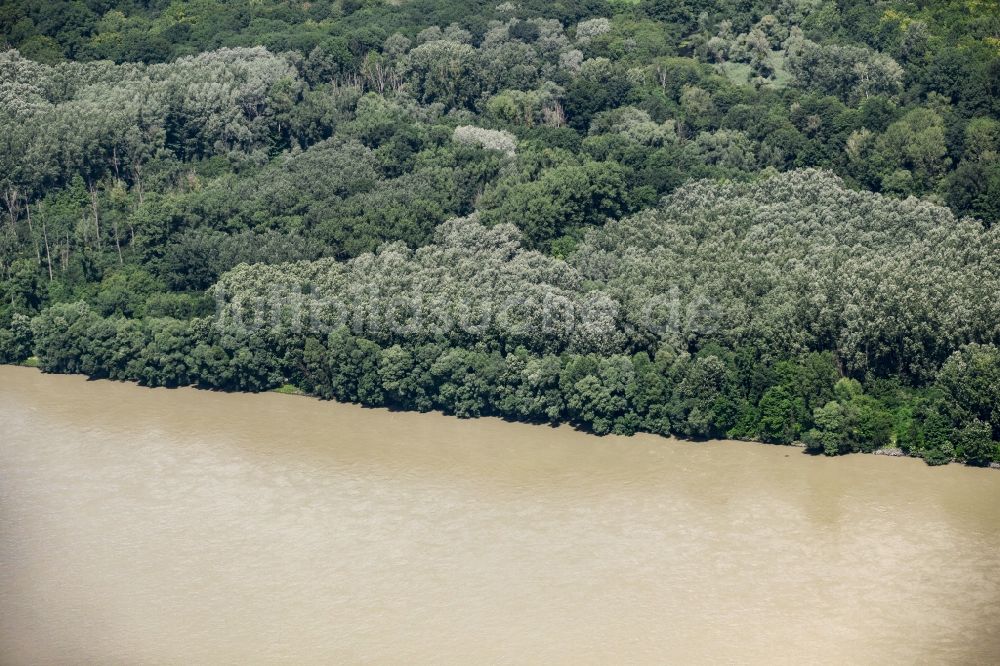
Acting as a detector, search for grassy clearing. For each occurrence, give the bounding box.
[715,50,790,89]
[271,383,305,395]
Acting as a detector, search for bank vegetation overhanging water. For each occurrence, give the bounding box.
[5,358,997,472]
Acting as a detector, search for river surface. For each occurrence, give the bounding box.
[1,366,999,664]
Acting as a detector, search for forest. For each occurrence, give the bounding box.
[1,0,998,466]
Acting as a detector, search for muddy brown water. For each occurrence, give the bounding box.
[1,365,999,664]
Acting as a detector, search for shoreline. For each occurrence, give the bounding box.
[4,363,996,471]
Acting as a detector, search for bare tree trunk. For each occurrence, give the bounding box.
[112,216,123,264]
[3,186,19,230]
[362,56,389,94]
[41,215,53,282]
[543,102,566,128]
[24,197,41,266]
[89,183,102,247]
[132,162,144,205]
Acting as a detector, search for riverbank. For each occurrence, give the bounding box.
[4,363,993,471]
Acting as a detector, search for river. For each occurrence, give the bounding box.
[1,365,999,664]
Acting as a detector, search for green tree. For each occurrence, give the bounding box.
[757,385,803,444]
[0,313,33,363]
[921,409,956,466]
[935,345,1000,441]
[956,419,998,466]
[326,326,384,405]
[5,259,44,314]
[805,401,847,456]
[479,161,628,248]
